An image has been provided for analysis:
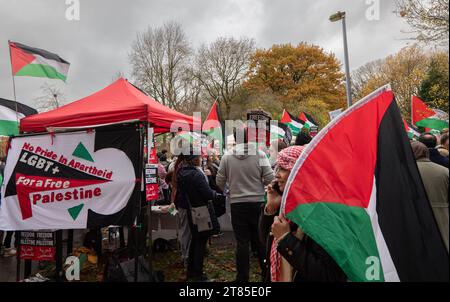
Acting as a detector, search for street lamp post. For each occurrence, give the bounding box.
[330,11,352,108]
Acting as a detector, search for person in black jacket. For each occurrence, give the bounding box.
[259,146,347,282]
[176,153,219,282]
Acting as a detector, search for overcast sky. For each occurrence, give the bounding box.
[0,0,414,109]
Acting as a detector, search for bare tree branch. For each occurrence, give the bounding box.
[193,37,255,118]
[34,82,66,112]
[129,21,199,112]
[395,0,449,46]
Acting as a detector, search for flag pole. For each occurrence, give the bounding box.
[410,95,413,125]
[8,40,20,126]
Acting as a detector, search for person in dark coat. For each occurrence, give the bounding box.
[294,131,312,146]
[411,141,449,252]
[176,153,219,281]
[259,146,347,282]
[204,155,222,193]
[419,133,449,167]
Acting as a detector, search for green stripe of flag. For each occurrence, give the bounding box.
[286,202,384,282]
[415,118,448,131]
[287,123,301,136]
[203,127,223,142]
[0,120,20,136]
[16,64,67,81]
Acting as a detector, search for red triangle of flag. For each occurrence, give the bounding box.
[9,42,35,75]
[280,110,292,124]
[299,112,307,122]
[412,96,435,124]
[205,101,219,122]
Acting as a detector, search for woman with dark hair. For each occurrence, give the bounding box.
[167,155,191,268]
[174,153,220,281]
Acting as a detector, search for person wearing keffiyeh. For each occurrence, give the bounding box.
[258,146,347,282]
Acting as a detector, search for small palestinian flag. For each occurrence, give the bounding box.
[176,131,206,155]
[270,122,292,145]
[282,85,449,282]
[412,96,448,131]
[203,101,224,153]
[280,110,304,136]
[177,131,203,144]
[402,118,420,139]
[299,112,318,130]
[0,98,37,136]
[9,41,70,82]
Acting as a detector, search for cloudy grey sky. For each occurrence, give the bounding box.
[0,0,414,109]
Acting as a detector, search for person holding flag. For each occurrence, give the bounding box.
[281,85,448,282]
[260,146,346,282]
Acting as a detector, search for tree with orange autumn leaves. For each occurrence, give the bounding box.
[243,43,346,126]
[352,45,448,122]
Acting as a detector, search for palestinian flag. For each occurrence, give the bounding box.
[176,131,207,155]
[282,85,449,282]
[9,41,70,82]
[299,112,318,130]
[412,96,448,131]
[203,101,224,153]
[177,131,203,144]
[402,118,420,139]
[281,110,304,136]
[270,122,292,145]
[0,98,37,136]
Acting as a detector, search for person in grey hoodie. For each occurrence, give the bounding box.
[216,129,275,282]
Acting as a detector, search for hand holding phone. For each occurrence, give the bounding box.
[266,181,283,215]
[272,181,283,195]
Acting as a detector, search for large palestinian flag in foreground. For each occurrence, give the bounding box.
[9,41,70,82]
[412,96,448,131]
[282,85,449,282]
[0,98,37,136]
[280,110,304,136]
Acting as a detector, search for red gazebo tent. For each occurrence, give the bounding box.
[20,78,199,133]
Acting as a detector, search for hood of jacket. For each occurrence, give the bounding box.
[232,143,259,160]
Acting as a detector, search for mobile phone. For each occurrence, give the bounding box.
[272,181,283,195]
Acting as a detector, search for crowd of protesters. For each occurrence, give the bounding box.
[152,125,448,283]
[1,125,447,282]
[151,127,344,282]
